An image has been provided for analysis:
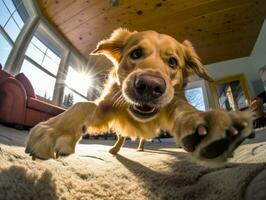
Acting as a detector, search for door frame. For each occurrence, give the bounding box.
[209,73,251,109]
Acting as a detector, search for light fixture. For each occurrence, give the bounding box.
[109,0,119,7]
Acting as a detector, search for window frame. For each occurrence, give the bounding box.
[24,34,61,78]
[20,26,63,101]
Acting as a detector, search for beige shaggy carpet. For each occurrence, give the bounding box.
[1,125,266,200]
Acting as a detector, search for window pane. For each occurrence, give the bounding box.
[65,66,90,96]
[42,49,61,75]
[0,0,11,27]
[12,0,29,22]
[20,59,56,100]
[42,55,59,75]
[31,36,47,53]
[25,42,45,65]
[3,0,16,13]
[185,87,206,111]
[0,33,12,66]
[13,11,24,29]
[63,87,88,107]
[4,17,20,41]
[46,49,60,65]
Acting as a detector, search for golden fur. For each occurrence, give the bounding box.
[25,28,253,162]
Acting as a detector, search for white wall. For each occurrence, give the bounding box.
[251,19,266,69]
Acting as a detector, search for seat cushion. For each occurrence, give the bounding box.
[15,73,36,98]
[27,97,65,116]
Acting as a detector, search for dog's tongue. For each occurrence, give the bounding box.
[129,104,159,118]
[137,104,153,112]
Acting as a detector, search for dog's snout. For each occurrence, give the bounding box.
[134,74,166,99]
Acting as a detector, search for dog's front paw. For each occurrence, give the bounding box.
[25,122,78,160]
[175,110,254,162]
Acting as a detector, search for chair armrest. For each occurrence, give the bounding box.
[0,77,27,124]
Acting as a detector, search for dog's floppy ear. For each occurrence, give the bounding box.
[182,40,213,82]
[91,28,136,64]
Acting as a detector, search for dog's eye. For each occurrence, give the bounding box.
[130,48,143,59]
[168,57,178,69]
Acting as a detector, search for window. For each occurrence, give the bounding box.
[63,87,88,107]
[0,0,29,66]
[20,60,56,99]
[20,33,61,100]
[185,80,209,111]
[185,87,206,111]
[63,66,92,107]
[25,36,61,75]
[65,66,91,96]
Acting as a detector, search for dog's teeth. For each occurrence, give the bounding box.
[134,105,155,114]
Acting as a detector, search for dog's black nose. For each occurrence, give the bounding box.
[134,74,166,99]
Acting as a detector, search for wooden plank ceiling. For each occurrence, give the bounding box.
[38,0,266,65]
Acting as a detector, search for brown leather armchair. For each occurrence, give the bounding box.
[0,65,65,129]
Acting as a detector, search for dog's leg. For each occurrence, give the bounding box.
[137,138,145,151]
[109,135,126,155]
[25,102,98,160]
[172,105,254,162]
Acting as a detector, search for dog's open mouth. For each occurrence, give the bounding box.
[129,104,159,119]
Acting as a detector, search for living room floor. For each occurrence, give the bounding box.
[1,124,266,200]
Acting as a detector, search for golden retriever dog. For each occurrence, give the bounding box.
[25,28,254,162]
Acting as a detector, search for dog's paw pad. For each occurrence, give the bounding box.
[55,152,71,158]
[181,133,202,152]
[200,138,230,159]
[181,125,207,152]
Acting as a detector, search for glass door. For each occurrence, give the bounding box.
[209,74,250,111]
